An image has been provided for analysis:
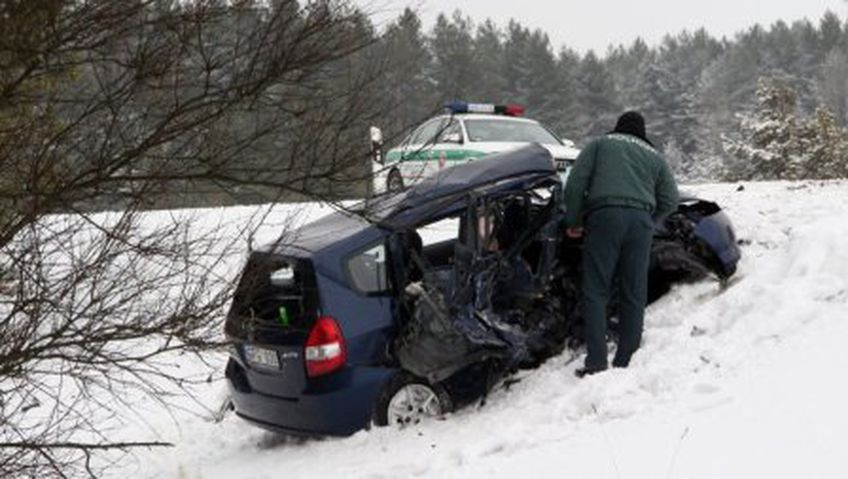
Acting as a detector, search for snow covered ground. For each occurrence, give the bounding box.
[108,180,848,479]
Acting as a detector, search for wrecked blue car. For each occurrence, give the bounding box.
[223,144,740,435]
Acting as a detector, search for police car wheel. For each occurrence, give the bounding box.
[387,169,404,192]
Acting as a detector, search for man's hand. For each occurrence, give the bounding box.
[566,227,584,239]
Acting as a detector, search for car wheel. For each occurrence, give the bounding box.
[387,168,404,192]
[374,372,452,427]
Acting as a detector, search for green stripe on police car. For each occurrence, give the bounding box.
[385,148,487,164]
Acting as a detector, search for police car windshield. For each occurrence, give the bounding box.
[464,119,560,144]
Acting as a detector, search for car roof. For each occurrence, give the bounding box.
[266,144,558,256]
[260,208,374,256]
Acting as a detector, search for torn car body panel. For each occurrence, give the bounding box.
[388,152,568,386]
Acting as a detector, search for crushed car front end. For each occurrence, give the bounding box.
[651,195,742,289]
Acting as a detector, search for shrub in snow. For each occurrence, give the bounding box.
[724,77,848,181]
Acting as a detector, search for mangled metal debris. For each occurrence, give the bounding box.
[390,171,740,399]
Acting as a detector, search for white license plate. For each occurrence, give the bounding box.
[244,345,280,369]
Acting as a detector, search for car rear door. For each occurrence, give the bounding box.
[225,252,319,398]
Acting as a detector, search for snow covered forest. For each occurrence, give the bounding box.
[377,8,848,183]
[6,2,848,214]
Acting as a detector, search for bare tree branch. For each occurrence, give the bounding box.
[0,1,401,476]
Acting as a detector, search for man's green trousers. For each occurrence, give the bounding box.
[582,207,654,369]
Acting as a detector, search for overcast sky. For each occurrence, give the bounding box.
[363,0,848,54]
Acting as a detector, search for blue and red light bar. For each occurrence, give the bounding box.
[444,101,525,117]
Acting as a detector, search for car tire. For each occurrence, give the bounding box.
[373,372,452,427]
[387,168,404,192]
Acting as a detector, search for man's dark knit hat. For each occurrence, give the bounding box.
[612,111,652,145]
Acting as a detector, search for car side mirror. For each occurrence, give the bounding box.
[370,126,384,164]
[443,132,463,144]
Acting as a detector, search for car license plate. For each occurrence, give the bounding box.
[244,345,280,369]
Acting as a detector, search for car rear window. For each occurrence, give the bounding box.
[464,119,560,144]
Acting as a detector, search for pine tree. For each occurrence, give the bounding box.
[630,59,684,147]
[819,11,843,54]
[790,19,821,113]
[607,37,654,107]
[806,107,848,178]
[379,8,437,135]
[654,30,724,180]
[576,51,620,138]
[724,78,806,180]
[523,29,561,127]
[503,20,532,104]
[550,47,582,140]
[816,49,848,125]
[430,11,477,101]
[693,27,765,175]
[473,19,507,102]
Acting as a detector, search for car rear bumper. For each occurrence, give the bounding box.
[225,357,393,436]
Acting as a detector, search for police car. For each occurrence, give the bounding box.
[371,102,580,192]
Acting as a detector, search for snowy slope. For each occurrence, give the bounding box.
[111,181,848,479]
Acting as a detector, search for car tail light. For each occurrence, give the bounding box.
[305,316,347,377]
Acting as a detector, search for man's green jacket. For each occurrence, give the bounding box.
[562,133,679,228]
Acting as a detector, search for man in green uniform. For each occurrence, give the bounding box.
[562,111,679,377]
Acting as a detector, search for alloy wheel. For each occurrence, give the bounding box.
[387,383,442,427]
